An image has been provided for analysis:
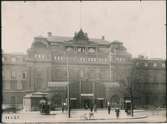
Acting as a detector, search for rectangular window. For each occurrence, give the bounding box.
[11,57,17,62]
[11,72,17,79]
[11,96,16,104]
[145,63,148,67]
[17,80,22,90]
[4,80,10,90]
[54,56,57,60]
[22,72,26,79]
[162,63,165,68]
[22,80,27,89]
[11,80,17,89]
[41,55,45,60]
[153,63,157,67]
[34,54,38,58]
[57,56,60,60]
[78,48,82,52]
[82,48,85,52]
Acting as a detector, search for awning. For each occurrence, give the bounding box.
[70,98,77,100]
[96,98,104,100]
[48,81,69,87]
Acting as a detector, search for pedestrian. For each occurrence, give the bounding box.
[62,103,64,112]
[107,102,111,114]
[93,104,97,112]
[90,104,93,112]
[115,108,120,119]
[85,104,88,110]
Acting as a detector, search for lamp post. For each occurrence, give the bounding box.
[127,76,134,117]
[66,54,70,118]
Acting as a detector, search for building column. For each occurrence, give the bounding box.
[92,81,95,105]
[79,80,82,108]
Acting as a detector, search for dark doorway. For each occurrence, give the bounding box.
[110,95,120,107]
[81,98,93,109]
[96,100,104,108]
[70,100,77,108]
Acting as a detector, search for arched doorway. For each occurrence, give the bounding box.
[110,95,120,108]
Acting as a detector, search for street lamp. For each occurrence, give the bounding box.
[66,54,71,118]
[127,76,134,117]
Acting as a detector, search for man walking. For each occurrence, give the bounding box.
[115,108,120,119]
[107,102,111,114]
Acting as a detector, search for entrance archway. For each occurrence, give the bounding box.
[81,97,93,109]
[110,95,120,107]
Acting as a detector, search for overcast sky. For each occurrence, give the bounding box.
[2,1,166,59]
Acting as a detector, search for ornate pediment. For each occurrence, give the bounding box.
[73,29,89,41]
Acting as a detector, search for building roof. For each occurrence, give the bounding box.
[45,30,110,45]
[46,35,110,45]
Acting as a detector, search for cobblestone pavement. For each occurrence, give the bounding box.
[2,109,166,123]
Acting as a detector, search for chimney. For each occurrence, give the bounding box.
[48,32,52,37]
[102,36,105,40]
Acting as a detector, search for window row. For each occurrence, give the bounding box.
[136,62,166,68]
[3,80,27,90]
[3,71,27,80]
[2,56,25,63]
[66,47,96,53]
[53,56,108,63]
[113,57,127,62]
[34,54,51,60]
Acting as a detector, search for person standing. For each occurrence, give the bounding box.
[115,108,120,119]
[93,104,97,112]
[107,102,111,114]
[90,104,93,112]
[62,103,64,112]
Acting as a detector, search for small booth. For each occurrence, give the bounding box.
[124,99,132,115]
[23,92,48,112]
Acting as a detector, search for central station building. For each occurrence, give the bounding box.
[26,29,132,108]
[2,29,166,109]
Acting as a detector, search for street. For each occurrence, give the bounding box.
[2,109,166,123]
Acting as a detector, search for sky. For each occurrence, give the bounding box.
[2,1,166,59]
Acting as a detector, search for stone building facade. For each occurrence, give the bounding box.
[2,53,32,109]
[2,30,166,109]
[132,56,166,107]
